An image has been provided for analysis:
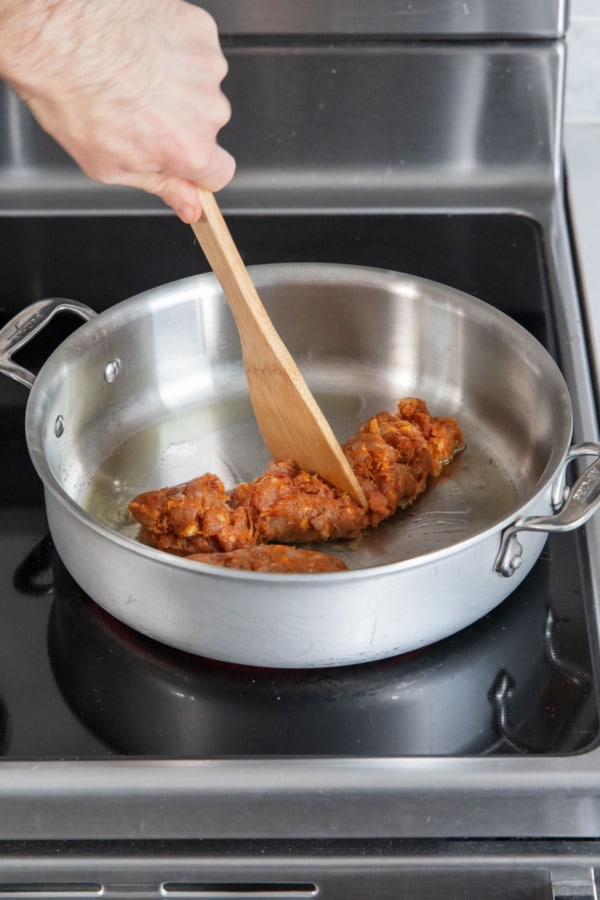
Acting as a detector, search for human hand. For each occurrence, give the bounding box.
[0,0,235,222]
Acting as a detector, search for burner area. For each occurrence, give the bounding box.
[45,536,596,758]
[0,212,598,762]
[1,525,597,760]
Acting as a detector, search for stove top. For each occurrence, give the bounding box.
[1,211,597,761]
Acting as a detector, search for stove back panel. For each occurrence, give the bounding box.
[0,41,562,214]
[197,0,568,38]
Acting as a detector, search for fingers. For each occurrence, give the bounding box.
[122,146,236,223]
[2,0,238,220]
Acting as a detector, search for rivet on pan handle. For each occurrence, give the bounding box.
[495,442,600,577]
[0,298,96,389]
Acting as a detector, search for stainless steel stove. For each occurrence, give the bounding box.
[2,1,600,897]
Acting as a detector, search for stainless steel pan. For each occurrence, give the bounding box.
[1,263,600,668]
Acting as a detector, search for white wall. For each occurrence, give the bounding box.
[565,1,600,383]
[566,0,600,123]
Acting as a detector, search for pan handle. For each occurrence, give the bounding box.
[0,298,96,389]
[495,442,600,577]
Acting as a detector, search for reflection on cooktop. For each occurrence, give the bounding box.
[44,537,597,759]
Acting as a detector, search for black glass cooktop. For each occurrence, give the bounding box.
[0,212,597,759]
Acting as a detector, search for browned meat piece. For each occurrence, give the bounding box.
[396,397,463,473]
[230,460,367,543]
[343,414,432,527]
[128,397,463,562]
[343,397,464,527]
[188,544,348,573]
[128,473,253,555]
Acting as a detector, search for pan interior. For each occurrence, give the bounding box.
[84,392,520,569]
[32,264,570,572]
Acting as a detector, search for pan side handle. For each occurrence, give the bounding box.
[0,298,96,389]
[495,442,600,577]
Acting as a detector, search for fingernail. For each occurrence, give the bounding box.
[177,204,196,224]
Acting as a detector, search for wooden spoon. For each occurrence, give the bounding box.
[191,190,367,507]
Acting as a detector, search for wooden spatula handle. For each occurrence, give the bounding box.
[191,190,367,507]
[194,191,265,330]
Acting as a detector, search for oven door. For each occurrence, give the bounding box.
[0,840,596,898]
